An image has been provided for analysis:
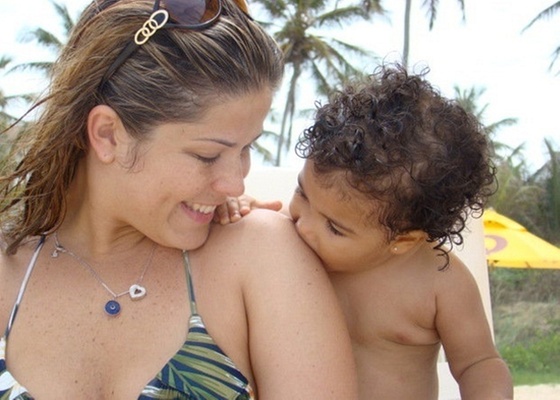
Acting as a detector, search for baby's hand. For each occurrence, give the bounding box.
[214,195,283,225]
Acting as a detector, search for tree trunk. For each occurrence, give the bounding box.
[403,0,412,69]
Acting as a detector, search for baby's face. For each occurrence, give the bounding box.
[289,161,394,274]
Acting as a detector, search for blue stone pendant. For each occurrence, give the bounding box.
[105,300,121,316]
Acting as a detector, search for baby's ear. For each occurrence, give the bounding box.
[390,230,426,254]
[87,105,123,164]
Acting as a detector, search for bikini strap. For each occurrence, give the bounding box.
[5,235,46,339]
[182,250,198,316]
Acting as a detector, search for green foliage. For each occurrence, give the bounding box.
[490,269,560,306]
[528,140,560,244]
[0,56,16,132]
[509,370,560,386]
[490,268,560,385]
[500,330,560,385]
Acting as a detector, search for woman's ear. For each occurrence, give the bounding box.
[390,230,426,255]
[87,105,122,164]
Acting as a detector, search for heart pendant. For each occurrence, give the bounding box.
[129,284,147,300]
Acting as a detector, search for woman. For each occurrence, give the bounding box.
[0,0,357,398]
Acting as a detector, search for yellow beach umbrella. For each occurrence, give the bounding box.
[483,209,560,269]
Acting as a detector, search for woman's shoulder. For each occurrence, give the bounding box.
[210,209,301,247]
[0,230,10,254]
[220,208,295,233]
[200,209,325,281]
[0,233,44,255]
[0,235,44,333]
[0,235,45,287]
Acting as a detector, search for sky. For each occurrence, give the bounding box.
[0,0,559,171]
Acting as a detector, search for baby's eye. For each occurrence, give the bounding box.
[294,186,307,199]
[326,220,344,236]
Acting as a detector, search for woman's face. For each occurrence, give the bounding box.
[111,89,273,250]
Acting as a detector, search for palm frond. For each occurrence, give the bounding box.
[51,0,75,36]
[422,0,465,30]
[250,0,382,165]
[308,62,332,95]
[0,57,12,70]
[522,1,560,31]
[21,27,64,52]
[485,118,518,137]
[544,138,560,232]
[254,0,290,18]
[520,2,560,73]
[314,5,384,26]
[361,0,384,14]
[550,45,560,73]
[8,61,55,75]
[452,85,518,145]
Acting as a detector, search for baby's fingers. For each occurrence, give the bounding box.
[244,199,282,215]
[215,198,242,224]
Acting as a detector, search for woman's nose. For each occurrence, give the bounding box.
[213,163,247,197]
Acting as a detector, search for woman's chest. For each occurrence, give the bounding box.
[4,256,192,399]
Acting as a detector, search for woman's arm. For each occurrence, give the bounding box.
[215,209,358,399]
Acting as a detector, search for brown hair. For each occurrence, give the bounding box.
[0,0,284,253]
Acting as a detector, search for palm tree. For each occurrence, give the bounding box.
[0,56,15,132]
[530,139,560,244]
[543,139,560,241]
[252,0,383,165]
[0,57,32,133]
[1,1,76,169]
[450,85,546,231]
[523,1,560,74]
[488,150,544,234]
[456,84,560,244]
[402,0,465,69]
[8,0,76,77]
[1,56,19,170]
[452,85,517,160]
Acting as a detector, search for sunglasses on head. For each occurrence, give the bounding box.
[99,0,249,90]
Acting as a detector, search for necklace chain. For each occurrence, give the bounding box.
[52,233,156,301]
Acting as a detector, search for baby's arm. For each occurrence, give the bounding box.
[214,195,283,225]
[435,257,513,399]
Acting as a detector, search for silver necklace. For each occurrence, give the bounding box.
[51,233,156,317]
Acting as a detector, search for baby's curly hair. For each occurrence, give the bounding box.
[296,63,496,268]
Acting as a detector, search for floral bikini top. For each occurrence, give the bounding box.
[0,236,254,399]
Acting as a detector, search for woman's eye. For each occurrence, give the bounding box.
[195,154,219,165]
